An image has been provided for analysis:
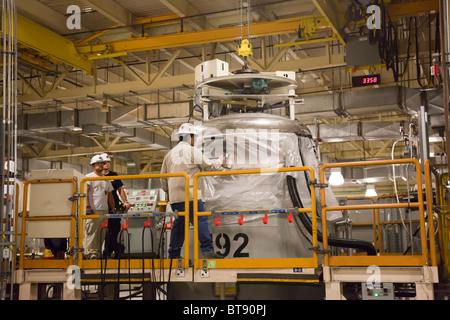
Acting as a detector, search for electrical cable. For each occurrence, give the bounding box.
[345,0,364,32]
[432,13,443,87]
[155,216,174,300]
[368,1,402,83]
[415,16,429,88]
[154,220,167,299]
[43,284,60,300]
[390,138,425,243]
[287,175,377,255]
[99,223,108,300]
[414,14,441,89]
[187,104,204,123]
[403,212,439,255]
[126,228,131,299]
[117,225,132,300]
[141,220,154,290]
[167,257,173,300]
[399,17,413,79]
[391,138,404,204]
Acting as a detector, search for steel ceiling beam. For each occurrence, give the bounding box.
[311,0,346,45]
[158,0,206,30]
[387,0,439,19]
[18,54,345,105]
[81,0,133,27]
[75,16,333,55]
[6,13,94,74]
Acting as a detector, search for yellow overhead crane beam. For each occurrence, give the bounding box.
[3,2,438,75]
[1,11,93,75]
[311,0,347,45]
[75,16,334,57]
[387,0,439,19]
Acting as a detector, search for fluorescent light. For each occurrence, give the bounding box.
[365,184,377,197]
[329,168,344,186]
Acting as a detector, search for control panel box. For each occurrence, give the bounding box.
[195,59,229,84]
[122,189,164,258]
[361,283,394,300]
[126,189,160,214]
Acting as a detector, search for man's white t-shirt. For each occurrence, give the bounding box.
[86,172,113,211]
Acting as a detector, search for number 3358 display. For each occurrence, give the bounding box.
[214,233,249,258]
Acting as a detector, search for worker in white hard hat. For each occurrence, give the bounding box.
[160,122,230,259]
[100,153,130,258]
[84,154,116,259]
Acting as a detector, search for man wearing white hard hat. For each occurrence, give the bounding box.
[161,122,230,259]
[84,154,115,259]
[101,153,130,258]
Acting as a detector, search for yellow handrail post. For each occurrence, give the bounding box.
[319,166,329,266]
[78,180,85,268]
[424,159,437,266]
[376,206,383,254]
[309,167,318,264]
[193,175,200,268]
[18,178,77,269]
[439,173,450,276]
[13,182,20,270]
[320,159,429,267]
[78,172,190,270]
[183,174,190,269]
[414,159,429,265]
[19,180,29,270]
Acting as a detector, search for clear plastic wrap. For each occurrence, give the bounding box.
[196,114,342,221]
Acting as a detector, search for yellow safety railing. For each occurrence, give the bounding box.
[320,159,432,267]
[78,173,190,270]
[18,178,78,269]
[427,159,450,277]
[423,159,438,266]
[344,196,378,252]
[193,166,318,270]
[375,193,409,255]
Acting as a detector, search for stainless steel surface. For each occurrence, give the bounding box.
[198,113,312,137]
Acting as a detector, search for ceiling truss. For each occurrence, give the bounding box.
[0,0,442,172]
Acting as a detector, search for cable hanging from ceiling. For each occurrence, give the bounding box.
[367,0,400,83]
[414,13,442,89]
[365,0,441,89]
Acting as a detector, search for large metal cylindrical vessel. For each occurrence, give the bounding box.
[194,113,342,259]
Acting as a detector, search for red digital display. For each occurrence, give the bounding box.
[352,74,380,87]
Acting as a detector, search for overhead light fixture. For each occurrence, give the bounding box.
[329,167,345,186]
[365,184,377,197]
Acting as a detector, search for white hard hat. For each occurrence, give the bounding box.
[100,153,111,162]
[177,123,199,136]
[90,154,105,165]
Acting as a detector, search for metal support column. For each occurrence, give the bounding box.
[440,0,450,177]
[0,0,18,301]
[418,90,430,170]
